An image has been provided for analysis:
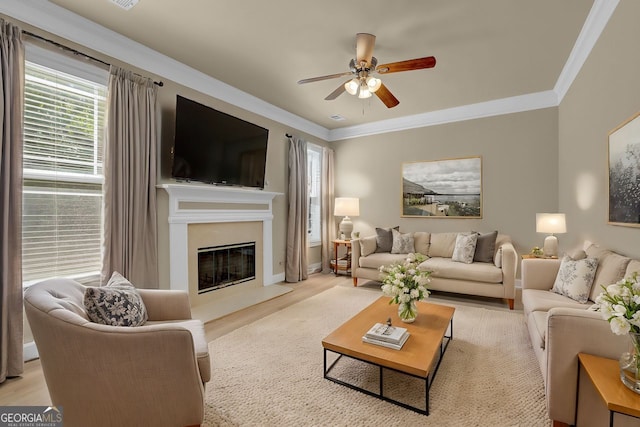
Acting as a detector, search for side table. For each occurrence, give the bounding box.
[577,352,640,426]
[331,239,352,276]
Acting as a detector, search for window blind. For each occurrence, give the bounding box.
[22,60,107,284]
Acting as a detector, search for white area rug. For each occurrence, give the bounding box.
[204,286,550,426]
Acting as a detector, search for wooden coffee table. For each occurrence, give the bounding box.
[322,296,454,415]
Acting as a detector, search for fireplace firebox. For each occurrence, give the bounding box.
[197,242,256,293]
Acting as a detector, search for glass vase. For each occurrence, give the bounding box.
[398,300,418,323]
[619,332,640,394]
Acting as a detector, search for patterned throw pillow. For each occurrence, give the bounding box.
[84,272,148,327]
[452,232,478,264]
[551,256,599,303]
[390,229,415,254]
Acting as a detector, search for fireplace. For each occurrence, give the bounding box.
[198,242,256,293]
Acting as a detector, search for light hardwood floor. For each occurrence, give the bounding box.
[1,273,522,406]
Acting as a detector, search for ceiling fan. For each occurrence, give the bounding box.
[297,33,436,109]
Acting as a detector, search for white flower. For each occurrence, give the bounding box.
[610,316,631,335]
[410,289,419,299]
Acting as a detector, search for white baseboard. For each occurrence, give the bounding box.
[24,341,39,362]
[308,263,322,274]
[269,272,286,284]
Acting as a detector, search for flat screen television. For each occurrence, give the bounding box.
[171,95,269,189]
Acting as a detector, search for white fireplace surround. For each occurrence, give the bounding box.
[159,183,282,292]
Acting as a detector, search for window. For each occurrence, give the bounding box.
[22,52,108,285]
[307,144,322,246]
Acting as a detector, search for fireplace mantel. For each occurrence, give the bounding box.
[158,183,282,293]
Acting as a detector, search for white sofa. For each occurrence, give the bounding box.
[522,242,640,426]
[351,230,518,309]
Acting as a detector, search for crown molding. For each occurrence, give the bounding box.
[0,0,618,142]
[328,91,559,141]
[553,0,619,102]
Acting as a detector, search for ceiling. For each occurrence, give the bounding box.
[16,1,603,134]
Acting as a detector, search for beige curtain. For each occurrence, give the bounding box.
[101,66,159,288]
[321,147,336,273]
[0,19,24,382]
[285,136,308,282]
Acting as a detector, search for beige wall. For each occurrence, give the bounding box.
[333,108,559,258]
[558,0,640,259]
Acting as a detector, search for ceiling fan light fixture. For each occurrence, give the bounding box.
[366,76,382,92]
[358,86,372,99]
[344,79,359,95]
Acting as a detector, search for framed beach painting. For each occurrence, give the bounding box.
[402,156,482,218]
[608,112,640,227]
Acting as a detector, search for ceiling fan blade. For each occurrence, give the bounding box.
[356,33,376,67]
[297,71,353,84]
[376,56,436,74]
[324,81,349,100]
[375,83,399,108]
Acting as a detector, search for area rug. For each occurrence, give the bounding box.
[204,286,550,426]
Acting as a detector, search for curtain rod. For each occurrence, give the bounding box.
[23,30,164,87]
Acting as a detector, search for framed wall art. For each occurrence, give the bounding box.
[401,156,482,218]
[608,111,640,227]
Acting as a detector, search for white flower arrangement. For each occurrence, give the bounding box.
[379,253,431,305]
[592,272,640,335]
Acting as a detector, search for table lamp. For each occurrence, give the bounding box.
[334,197,360,240]
[536,213,566,257]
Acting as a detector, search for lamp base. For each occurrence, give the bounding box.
[339,216,353,240]
[543,235,558,257]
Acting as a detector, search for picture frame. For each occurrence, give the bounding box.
[401,156,482,218]
[608,111,640,227]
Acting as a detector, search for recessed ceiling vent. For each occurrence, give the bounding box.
[109,0,139,10]
[330,114,346,121]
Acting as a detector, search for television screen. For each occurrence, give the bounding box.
[171,95,269,188]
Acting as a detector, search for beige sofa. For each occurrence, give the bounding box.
[351,231,518,309]
[522,242,640,426]
[24,278,210,427]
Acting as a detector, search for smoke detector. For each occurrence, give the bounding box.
[110,0,139,10]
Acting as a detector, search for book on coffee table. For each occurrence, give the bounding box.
[364,323,408,344]
[362,331,410,350]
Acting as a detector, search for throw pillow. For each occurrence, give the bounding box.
[452,232,478,264]
[551,256,599,304]
[360,236,377,257]
[374,226,400,253]
[390,229,415,254]
[84,272,148,327]
[473,230,498,263]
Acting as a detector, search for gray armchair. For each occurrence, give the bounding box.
[23,278,210,427]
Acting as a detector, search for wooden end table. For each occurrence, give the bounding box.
[577,353,640,426]
[331,239,352,276]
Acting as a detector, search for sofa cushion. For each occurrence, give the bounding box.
[428,232,458,258]
[413,232,430,256]
[419,257,502,283]
[530,310,548,349]
[374,226,399,253]
[626,260,640,278]
[522,289,594,316]
[360,236,377,257]
[473,230,498,263]
[551,256,598,303]
[391,229,415,254]
[588,252,631,302]
[452,232,478,264]
[359,252,407,270]
[84,272,148,327]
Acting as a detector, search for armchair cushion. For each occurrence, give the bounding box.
[84,272,148,326]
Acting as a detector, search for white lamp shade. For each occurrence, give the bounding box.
[536,213,566,234]
[334,197,360,217]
